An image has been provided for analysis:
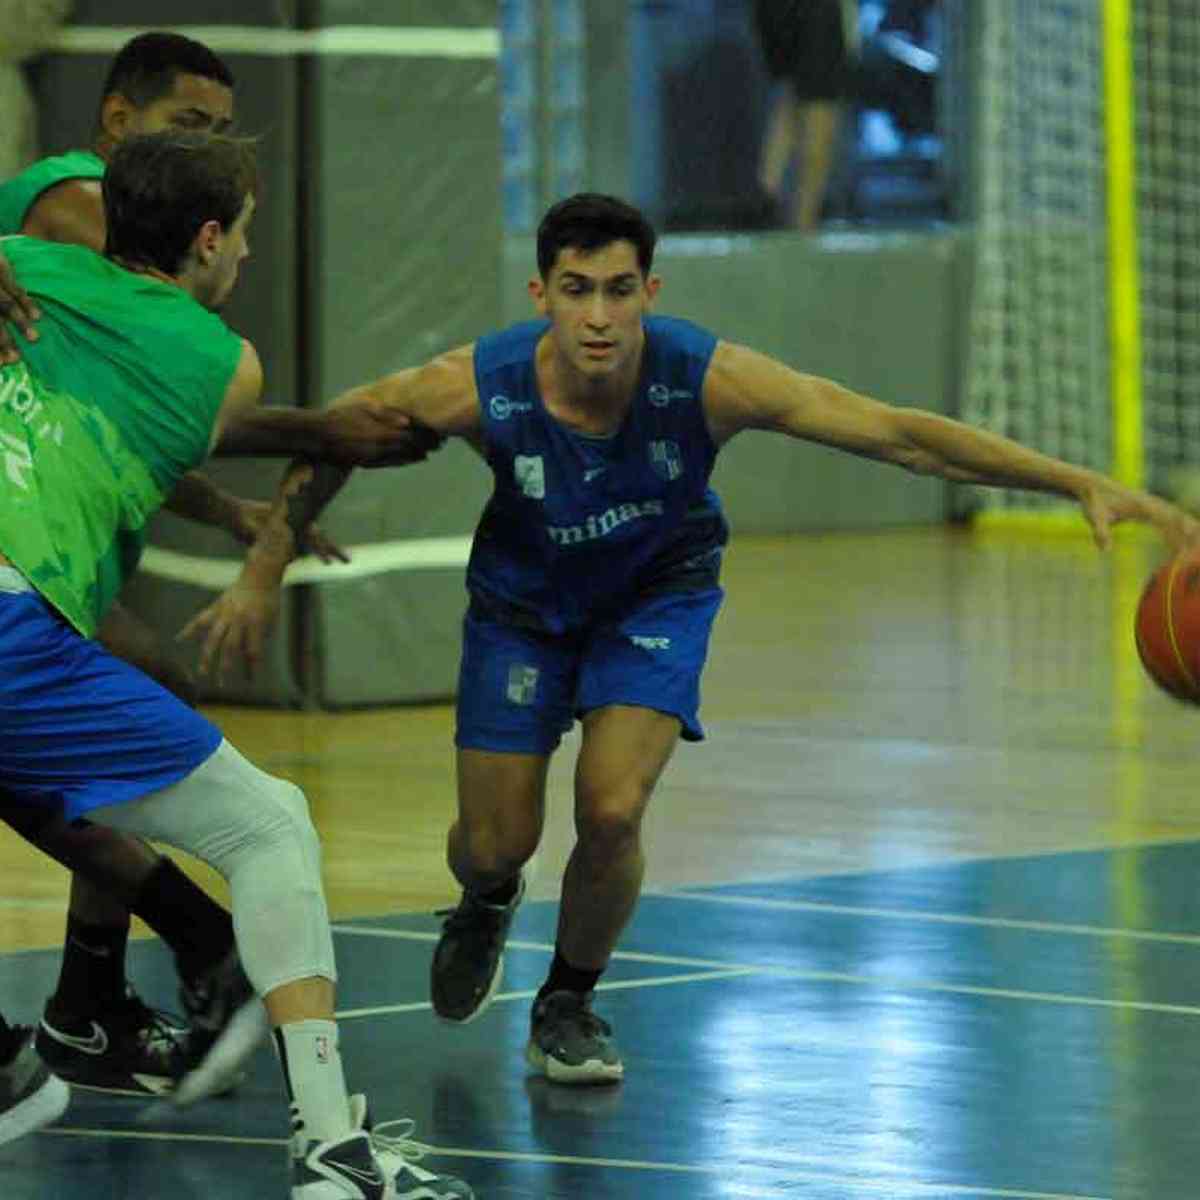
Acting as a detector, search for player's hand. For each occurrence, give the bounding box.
[179,579,282,683]
[228,497,349,563]
[323,397,445,467]
[1078,481,1200,552]
[0,245,40,364]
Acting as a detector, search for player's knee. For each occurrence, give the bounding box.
[457,818,537,878]
[575,803,644,857]
[258,775,322,865]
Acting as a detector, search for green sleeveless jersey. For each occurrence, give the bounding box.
[0,150,105,235]
[0,237,243,636]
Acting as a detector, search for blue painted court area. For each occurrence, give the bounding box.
[4,843,1200,1198]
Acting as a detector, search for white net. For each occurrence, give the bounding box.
[960,0,1110,511]
[961,0,1200,512]
[1135,1,1200,495]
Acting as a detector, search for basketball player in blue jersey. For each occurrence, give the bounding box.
[188,193,1199,1085]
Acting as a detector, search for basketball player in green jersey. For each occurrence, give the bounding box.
[0,33,438,1102]
[0,129,472,1198]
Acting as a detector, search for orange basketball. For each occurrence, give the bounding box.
[1135,547,1200,704]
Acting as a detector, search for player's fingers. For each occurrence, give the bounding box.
[200,617,230,679]
[178,607,214,644]
[243,622,264,680]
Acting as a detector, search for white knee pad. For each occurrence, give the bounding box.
[228,767,337,996]
[89,740,337,996]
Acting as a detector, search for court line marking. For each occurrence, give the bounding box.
[36,1128,1112,1199]
[328,925,1200,1019]
[650,888,1200,947]
[334,967,756,1020]
[54,26,500,58]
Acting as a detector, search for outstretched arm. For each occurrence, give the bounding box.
[704,341,1199,550]
[182,344,481,679]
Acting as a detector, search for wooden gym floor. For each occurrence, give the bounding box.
[3,526,1200,1198]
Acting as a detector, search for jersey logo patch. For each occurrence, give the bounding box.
[514,455,545,499]
[649,439,683,481]
[648,383,693,407]
[489,394,534,420]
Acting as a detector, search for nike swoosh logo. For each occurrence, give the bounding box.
[332,1161,384,1191]
[583,468,606,482]
[68,936,111,957]
[41,1019,108,1056]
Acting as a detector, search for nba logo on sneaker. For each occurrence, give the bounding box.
[649,440,683,481]
[514,455,545,499]
[315,1036,330,1063]
[507,664,539,705]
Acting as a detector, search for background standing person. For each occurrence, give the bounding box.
[752,0,856,231]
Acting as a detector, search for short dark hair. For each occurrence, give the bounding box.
[99,31,234,114]
[104,132,258,275]
[536,193,657,278]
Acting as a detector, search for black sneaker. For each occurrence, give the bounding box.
[0,1028,69,1145]
[36,988,188,1096]
[430,876,525,1023]
[526,990,624,1085]
[173,949,268,1107]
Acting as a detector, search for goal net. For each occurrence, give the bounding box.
[959,0,1200,512]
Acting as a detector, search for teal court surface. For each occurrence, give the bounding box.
[4,840,1200,1199]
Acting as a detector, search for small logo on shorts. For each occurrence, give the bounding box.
[507,664,540,705]
[630,635,671,651]
[314,1035,330,1064]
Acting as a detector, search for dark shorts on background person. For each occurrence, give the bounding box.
[0,569,221,822]
[455,587,725,755]
[752,0,851,100]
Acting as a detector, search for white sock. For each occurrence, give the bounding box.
[274,1020,353,1146]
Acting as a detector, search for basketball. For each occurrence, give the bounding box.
[1135,547,1200,703]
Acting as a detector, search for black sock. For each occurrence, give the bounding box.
[478,876,520,906]
[537,948,603,1003]
[130,859,235,982]
[0,1015,21,1064]
[49,915,129,1021]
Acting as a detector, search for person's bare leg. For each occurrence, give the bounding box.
[792,100,842,232]
[556,706,680,968]
[447,749,548,891]
[758,85,801,203]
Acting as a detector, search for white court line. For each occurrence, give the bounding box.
[329,924,1200,1019]
[654,888,1200,947]
[37,1128,1111,1200]
[54,26,500,58]
[335,968,755,1020]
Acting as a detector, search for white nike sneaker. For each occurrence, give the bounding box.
[347,1095,476,1200]
[292,1129,387,1200]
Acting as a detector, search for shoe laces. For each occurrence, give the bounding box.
[368,1117,435,1165]
[120,989,188,1059]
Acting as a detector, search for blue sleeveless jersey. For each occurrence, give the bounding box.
[468,315,728,633]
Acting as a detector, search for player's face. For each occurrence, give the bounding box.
[533,241,660,383]
[124,73,235,138]
[199,195,254,310]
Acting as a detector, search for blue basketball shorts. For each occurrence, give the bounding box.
[455,586,725,755]
[0,569,222,823]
